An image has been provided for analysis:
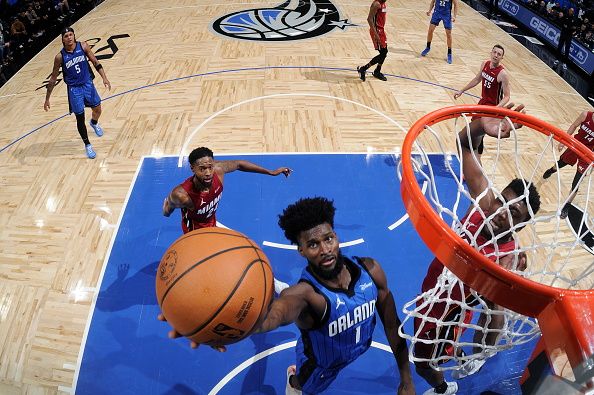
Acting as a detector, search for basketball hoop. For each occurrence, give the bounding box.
[398,105,594,382]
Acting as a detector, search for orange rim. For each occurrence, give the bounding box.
[400,105,594,317]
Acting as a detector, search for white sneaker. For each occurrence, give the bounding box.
[423,381,458,395]
[452,358,486,379]
[274,278,289,294]
[286,365,302,395]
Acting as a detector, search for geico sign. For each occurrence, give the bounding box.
[530,17,559,44]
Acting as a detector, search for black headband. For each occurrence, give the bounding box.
[61,27,75,37]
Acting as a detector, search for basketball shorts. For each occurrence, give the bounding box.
[67,80,101,115]
[369,28,387,50]
[560,147,584,170]
[413,306,474,364]
[294,363,343,394]
[431,12,453,30]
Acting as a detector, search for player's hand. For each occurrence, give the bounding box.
[162,198,172,217]
[397,380,415,395]
[43,99,50,111]
[157,313,227,352]
[453,90,463,99]
[499,251,527,271]
[557,142,565,153]
[103,78,111,90]
[271,167,293,177]
[426,10,431,16]
[452,15,456,22]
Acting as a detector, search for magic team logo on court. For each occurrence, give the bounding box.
[210,0,355,42]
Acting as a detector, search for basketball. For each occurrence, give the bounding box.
[155,228,274,346]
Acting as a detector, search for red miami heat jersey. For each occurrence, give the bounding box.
[374,0,387,29]
[561,111,594,173]
[420,210,517,318]
[478,61,505,106]
[179,173,223,233]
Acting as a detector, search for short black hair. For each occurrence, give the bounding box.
[505,178,541,219]
[493,44,505,55]
[278,197,336,245]
[188,147,214,166]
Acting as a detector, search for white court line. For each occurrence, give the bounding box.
[263,239,365,250]
[387,181,429,230]
[208,340,391,394]
[70,157,146,394]
[178,93,407,167]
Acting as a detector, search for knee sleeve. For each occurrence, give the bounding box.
[378,47,388,63]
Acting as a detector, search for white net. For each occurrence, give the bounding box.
[397,110,594,374]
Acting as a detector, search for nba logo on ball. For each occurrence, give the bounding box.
[159,250,177,283]
[155,228,275,346]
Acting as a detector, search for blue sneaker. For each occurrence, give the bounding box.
[421,47,431,56]
[89,121,104,137]
[85,144,96,159]
[447,53,453,64]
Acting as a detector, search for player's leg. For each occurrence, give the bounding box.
[372,47,388,81]
[288,363,340,395]
[69,85,96,159]
[561,170,583,219]
[543,158,569,179]
[85,81,104,136]
[443,16,453,64]
[413,317,458,394]
[422,22,438,56]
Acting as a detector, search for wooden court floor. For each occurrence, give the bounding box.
[0,0,592,393]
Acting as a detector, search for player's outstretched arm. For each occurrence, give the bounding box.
[454,61,486,99]
[362,258,415,395]
[458,103,525,208]
[217,160,292,177]
[255,283,312,333]
[44,53,62,111]
[162,186,191,217]
[559,111,587,151]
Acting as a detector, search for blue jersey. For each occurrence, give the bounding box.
[61,42,92,86]
[434,0,452,16]
[296,257,378,370]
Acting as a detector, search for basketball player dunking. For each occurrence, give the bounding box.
[453,45,510,107]
[161,197,415,395]
[163,146,292,292]
[413,104,541,394]
[358,0,389,82]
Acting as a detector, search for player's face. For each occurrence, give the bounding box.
[190,156,215,186]
[490,47,504,65]
[297,223,341,279]
[62,31,75,47]
[486,188,529,237]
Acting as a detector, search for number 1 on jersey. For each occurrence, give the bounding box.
[355,325,361,344]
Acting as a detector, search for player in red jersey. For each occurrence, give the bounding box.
[453,45,510,107]
[413,104,541,394]
[163,147,293,293]
[163,146,292,232]
[357,0,389,82]
[543,110,594,219]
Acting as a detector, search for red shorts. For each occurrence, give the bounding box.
[560,148,590,173]
[370,28,387,50]
[413,259,477,363]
